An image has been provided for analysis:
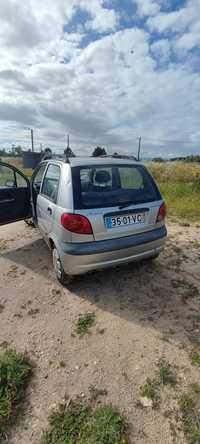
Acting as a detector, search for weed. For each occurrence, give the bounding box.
[59,361,66,368]
[0,350,32,441]
[158,359,177,385]
[179,384,200,443]
[74,312,96,337]
[140,359,176,408]
[140,378,160,407]
[160,329,175,343]
[89,385,108,402]
[160,334,170,343]
[191,352,200,367]
[41,401,129,444]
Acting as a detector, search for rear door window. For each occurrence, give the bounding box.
[72,164,161,209]
[41,164,60,203]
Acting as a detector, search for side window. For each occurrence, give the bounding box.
[16,172,28,188]
[119,167,144,190]
[0,165,16,188]
[33,164,47,193]
[41,164,60,203]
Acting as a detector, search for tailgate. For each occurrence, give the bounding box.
[75,201,163,241]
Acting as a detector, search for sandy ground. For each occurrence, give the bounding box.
[0,221,200,444]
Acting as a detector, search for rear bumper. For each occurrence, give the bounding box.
[60,225,167,275]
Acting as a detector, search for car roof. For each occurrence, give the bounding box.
[43,156,140,167]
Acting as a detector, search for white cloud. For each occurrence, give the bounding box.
[133,0,160,17]
[151,39,171,63]
[0,0,199,156]
[146,0,200,62]
[85,8,118,32]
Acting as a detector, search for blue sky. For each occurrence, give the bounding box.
[0,0,199,157]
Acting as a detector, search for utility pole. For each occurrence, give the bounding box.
[137,136,141,161]
[67,134,70,149]
[31,129,34,152]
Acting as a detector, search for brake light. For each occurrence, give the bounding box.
[156,202,166,222]
[61,213,93,235]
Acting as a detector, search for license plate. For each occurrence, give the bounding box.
[105,213,145,229]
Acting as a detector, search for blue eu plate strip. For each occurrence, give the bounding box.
[106,217,112,229]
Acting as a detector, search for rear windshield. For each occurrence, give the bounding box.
[72,164,161,209]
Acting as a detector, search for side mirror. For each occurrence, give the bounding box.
[5,180,15,188]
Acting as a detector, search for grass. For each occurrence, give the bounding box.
[158,359,177,385]
[74,312,96,337]
[147,162,200,222]
[0,350,32,441]
[179,384,200,443]
[41,401,129,444]
[191,352,200,367]
[140,378,160,407]
[140,359,176,408]
[159,182,200,222]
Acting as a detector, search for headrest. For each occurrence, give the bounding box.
[95,170,111,184]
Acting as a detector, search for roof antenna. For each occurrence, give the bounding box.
[64,134,70,163]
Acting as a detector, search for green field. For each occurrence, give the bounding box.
[1,157,200,222]
[147,162,200,222]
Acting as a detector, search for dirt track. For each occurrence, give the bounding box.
[0,221,200,443]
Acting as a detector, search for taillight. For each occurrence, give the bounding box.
[61,213,93,235]
[156,202,166,222]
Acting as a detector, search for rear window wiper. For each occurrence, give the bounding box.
[119,202,135,210]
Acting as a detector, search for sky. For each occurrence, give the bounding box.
[0,0,200,158]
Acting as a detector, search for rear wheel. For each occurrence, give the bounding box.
[52,247,67,285]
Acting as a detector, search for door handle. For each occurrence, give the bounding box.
[47,207,52,215]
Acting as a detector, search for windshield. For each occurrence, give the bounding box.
[72,164,161,209]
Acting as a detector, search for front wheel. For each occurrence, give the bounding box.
[52,247,67,285]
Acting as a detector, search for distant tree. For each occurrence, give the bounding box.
[14,145,22,156]
[92,146,107,157]
[152,157,165,163]
[0,148,6,156]
[64,147,76,158]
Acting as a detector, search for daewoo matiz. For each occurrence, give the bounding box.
[0,157,167,284]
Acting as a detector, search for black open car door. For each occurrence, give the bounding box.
[0,161,32,225]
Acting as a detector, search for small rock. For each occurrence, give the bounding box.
[139,396,153,408]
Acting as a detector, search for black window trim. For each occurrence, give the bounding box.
[31,161,48,192]
[40,162,61,204]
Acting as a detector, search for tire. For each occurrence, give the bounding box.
[52,247,67,285]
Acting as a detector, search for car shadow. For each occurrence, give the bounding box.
[67,245,200,346]
[0,238,53,279]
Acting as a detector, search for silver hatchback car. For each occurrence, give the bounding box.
[0,157,167,283]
